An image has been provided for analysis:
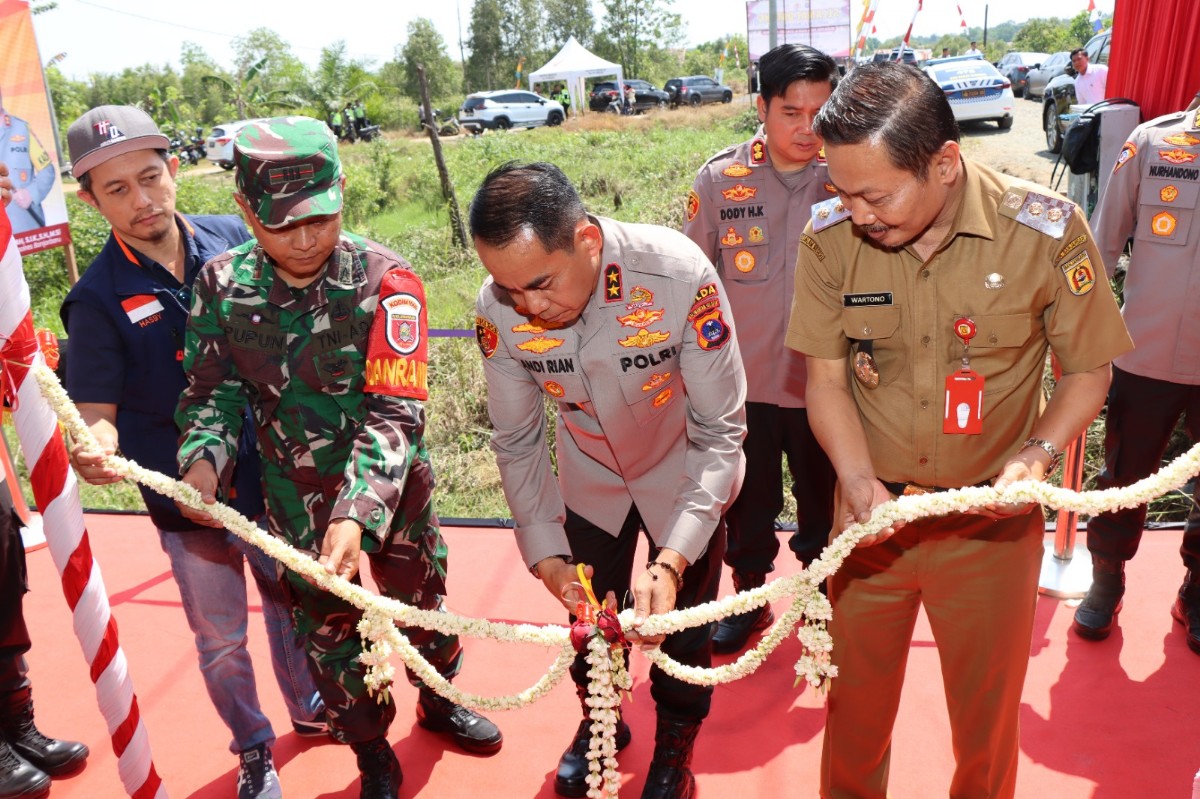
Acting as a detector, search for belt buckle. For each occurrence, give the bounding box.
[902,483,936,496]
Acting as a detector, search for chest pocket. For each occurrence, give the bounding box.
[717,219,769,284]
[311,313,369,418]
[520,353,589,404]
[841,306,903,387]
[226,307,286,389]
[1135,177,1198,247]
[615,350,681,426]
[961,313,1033,391]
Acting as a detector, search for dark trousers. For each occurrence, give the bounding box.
[0,479,31,695]
[725,402,835,572]
[565,506,725,721]
[1086,367,1200,571]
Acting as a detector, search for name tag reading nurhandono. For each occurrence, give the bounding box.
[843,292,893,307]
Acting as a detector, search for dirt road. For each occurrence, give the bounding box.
[957,96,1068,188]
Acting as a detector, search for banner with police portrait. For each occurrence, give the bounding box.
[0,0,70,255]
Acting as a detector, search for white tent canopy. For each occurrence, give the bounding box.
[528,36,623,114]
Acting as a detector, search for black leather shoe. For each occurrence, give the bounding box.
[417,689,503,755]
[1171,574,1200,654]
[640,716,699,799]
[1073,557,1125,641]
[0,739,49,799]
[711,604,774,654]
[554,716,632,798]
[351,737,401,799]
[0,691,88,778]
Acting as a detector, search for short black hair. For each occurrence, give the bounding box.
[78,149,171,194]
[758,44,839,104]
[1070,48,1087,59]
[469,161,586,252]
[813,62,959,180]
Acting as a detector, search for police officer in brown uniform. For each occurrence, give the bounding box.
[1074,106,1200,651]
[684,43,838,653]
[471,161,746,799]
[786,63,1132,799]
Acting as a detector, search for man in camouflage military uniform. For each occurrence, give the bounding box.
[684,43,838,654]
[0,89,56,234]
[175,117,502,799]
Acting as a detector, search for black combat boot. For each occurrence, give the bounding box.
[416,687,503,754]
[351,737,401,799]
[0,688,88,777]
[639,714,700,799]
[711,570,773,654]
[0,738,48,799]
[1072,556,1126,640]
[1171,570,1200,654]
[554,688,632,798]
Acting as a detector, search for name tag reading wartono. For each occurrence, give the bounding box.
[364,269,429,400]
[843,292,893,307]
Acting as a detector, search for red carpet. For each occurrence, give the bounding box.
[19,515,1200,798]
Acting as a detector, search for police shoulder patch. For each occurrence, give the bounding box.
[475,315,499,359]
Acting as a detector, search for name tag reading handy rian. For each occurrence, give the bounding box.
[843,292,893,307]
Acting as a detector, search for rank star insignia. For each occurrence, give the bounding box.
[1163,132,1200,147]
[1159,148,1198,164]
[750,138,766,164]
[516,336,566,354]
[604,263,623,302]
[720,227,744,246]
[686,189,700,222]
[722,162,752,177]
[618,329,671,348]
[721,183,758,202]
[617,308,666,328]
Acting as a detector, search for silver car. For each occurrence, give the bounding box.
[459,90,565,132]
[1024,51,1071,101]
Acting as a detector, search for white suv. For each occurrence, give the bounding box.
[205,118,268,170]
[459,90,565,133]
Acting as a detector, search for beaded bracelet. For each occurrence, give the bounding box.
[646,560,683,592]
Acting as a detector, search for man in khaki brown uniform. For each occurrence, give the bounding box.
[685,43,838,653]
[786,62,1132,799]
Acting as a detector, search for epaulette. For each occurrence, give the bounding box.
[997,189,1073,240]
[811,196,850,233]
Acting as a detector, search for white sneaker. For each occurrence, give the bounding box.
[236,744,282,799]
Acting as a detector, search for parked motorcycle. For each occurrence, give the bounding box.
[170,127,207,166]
[420,108,461,137]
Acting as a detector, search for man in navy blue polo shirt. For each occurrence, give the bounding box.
[59,106,325,799]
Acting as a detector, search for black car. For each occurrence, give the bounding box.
[588,79,670,113]
[664,76,734,108]
[871,47,919,65]
[1042,32,1112,153]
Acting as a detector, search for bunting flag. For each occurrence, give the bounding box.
[854,0,881,58]
[957,3,969,31]
[901,0,924,51]
[0,212,167,799]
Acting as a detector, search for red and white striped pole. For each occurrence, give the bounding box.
[0,213,167,799]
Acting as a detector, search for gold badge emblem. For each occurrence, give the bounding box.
[618,329,671,348]
[1060,251,1095,296]
[853,350,879,389]
[1028,202,1044,217]
[1163,132,1200,147]
[1159,148,1198,164]
[1161,185,1179,203]
[1046,207,1063,223]
[720,227,744,246]
[544,381,565,398]
[1152,211,1177,237]
[686,189,700,222]
[626,286,654,309]
[652,388,673,408]
[642,372,671,392]
[984,273,1005,289]
[1002,192,1024,210]
[748,226,764,243]
[722,162,752,177]
[516,337,565,354]
[616,308,665,328]
[733,250,756,273]
[720,183,758,202]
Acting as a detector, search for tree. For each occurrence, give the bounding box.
[466,0,506,92]
[305,41,380,123]
[230,28,308,95]
[200,56,301,120]
[399,18,459,102]
[500,0,546,84]
[1012,17,1073,55]
[595,0,683,79]
[1067,11,1100,48]
[544,0,594,50]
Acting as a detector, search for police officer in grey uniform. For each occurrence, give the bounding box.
[1074,106,1200,652]
[0,90,55,234]
[471,161,746,799]
[684,43,837,653]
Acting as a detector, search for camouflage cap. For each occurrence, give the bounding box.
[234,116,343,229]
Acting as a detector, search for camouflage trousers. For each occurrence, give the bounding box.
[266,483,463,744]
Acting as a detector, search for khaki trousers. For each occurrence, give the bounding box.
[820,506,1044,799]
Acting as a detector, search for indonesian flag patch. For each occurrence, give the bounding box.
[121,294,164,324]
[364,268,429,400]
